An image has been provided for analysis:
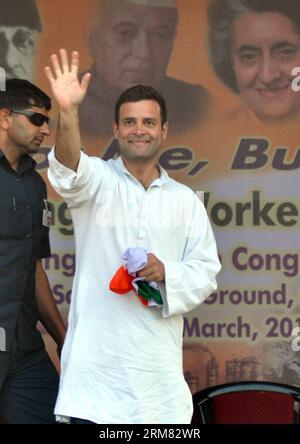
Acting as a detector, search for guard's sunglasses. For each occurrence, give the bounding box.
[11,110,50,127]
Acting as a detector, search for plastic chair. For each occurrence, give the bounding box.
[0,415,8,424]
[191,381,300,424]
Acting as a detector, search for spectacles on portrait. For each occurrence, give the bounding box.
[11,110,50,127]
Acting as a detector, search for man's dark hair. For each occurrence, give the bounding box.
[0,79,51,111]
[208,0,300,93]
[114,84,167,126]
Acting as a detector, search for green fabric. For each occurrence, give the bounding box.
[136,281,163,305]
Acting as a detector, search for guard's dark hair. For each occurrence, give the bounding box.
[0,79,51,111]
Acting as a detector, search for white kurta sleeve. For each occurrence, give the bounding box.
[158,198,221,318]
[48,148,110,208]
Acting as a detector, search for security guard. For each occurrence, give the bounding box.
[0,79,66,423]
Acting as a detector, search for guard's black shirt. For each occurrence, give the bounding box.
[0,150,51,355]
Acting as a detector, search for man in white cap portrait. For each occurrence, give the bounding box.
[79,0,212,137]
[0,0,42,81]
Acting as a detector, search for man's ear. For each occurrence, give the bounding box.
[0,108,11,130]
[113,122,118,139]
[162,122,168,141]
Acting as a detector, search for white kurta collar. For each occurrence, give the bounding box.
[115,155,169,187]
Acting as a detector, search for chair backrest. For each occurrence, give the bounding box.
[192,381,300,424]
[0,415,8,424]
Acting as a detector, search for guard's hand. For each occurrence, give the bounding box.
[137,253,165,282]
[44,49,91,110]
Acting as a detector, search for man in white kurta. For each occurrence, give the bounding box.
[45,49,221,424]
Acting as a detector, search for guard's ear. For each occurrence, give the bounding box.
[0,108,12,130]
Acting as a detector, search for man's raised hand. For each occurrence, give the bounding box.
[44,49,91,110]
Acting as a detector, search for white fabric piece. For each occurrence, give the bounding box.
[48,149,221,424]
[55,415,71,424]
[122,247,160,307]
[122,247,148,274]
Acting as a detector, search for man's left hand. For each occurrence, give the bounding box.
[137,253,165,282]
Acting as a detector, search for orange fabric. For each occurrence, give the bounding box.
[109,266,150,306]
[137,295,149,306]
[109,266,134,295]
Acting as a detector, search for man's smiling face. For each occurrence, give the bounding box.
[113,99,168,163]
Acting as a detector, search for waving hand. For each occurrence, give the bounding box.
[44,49,91,110]
[44,49,90,171]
